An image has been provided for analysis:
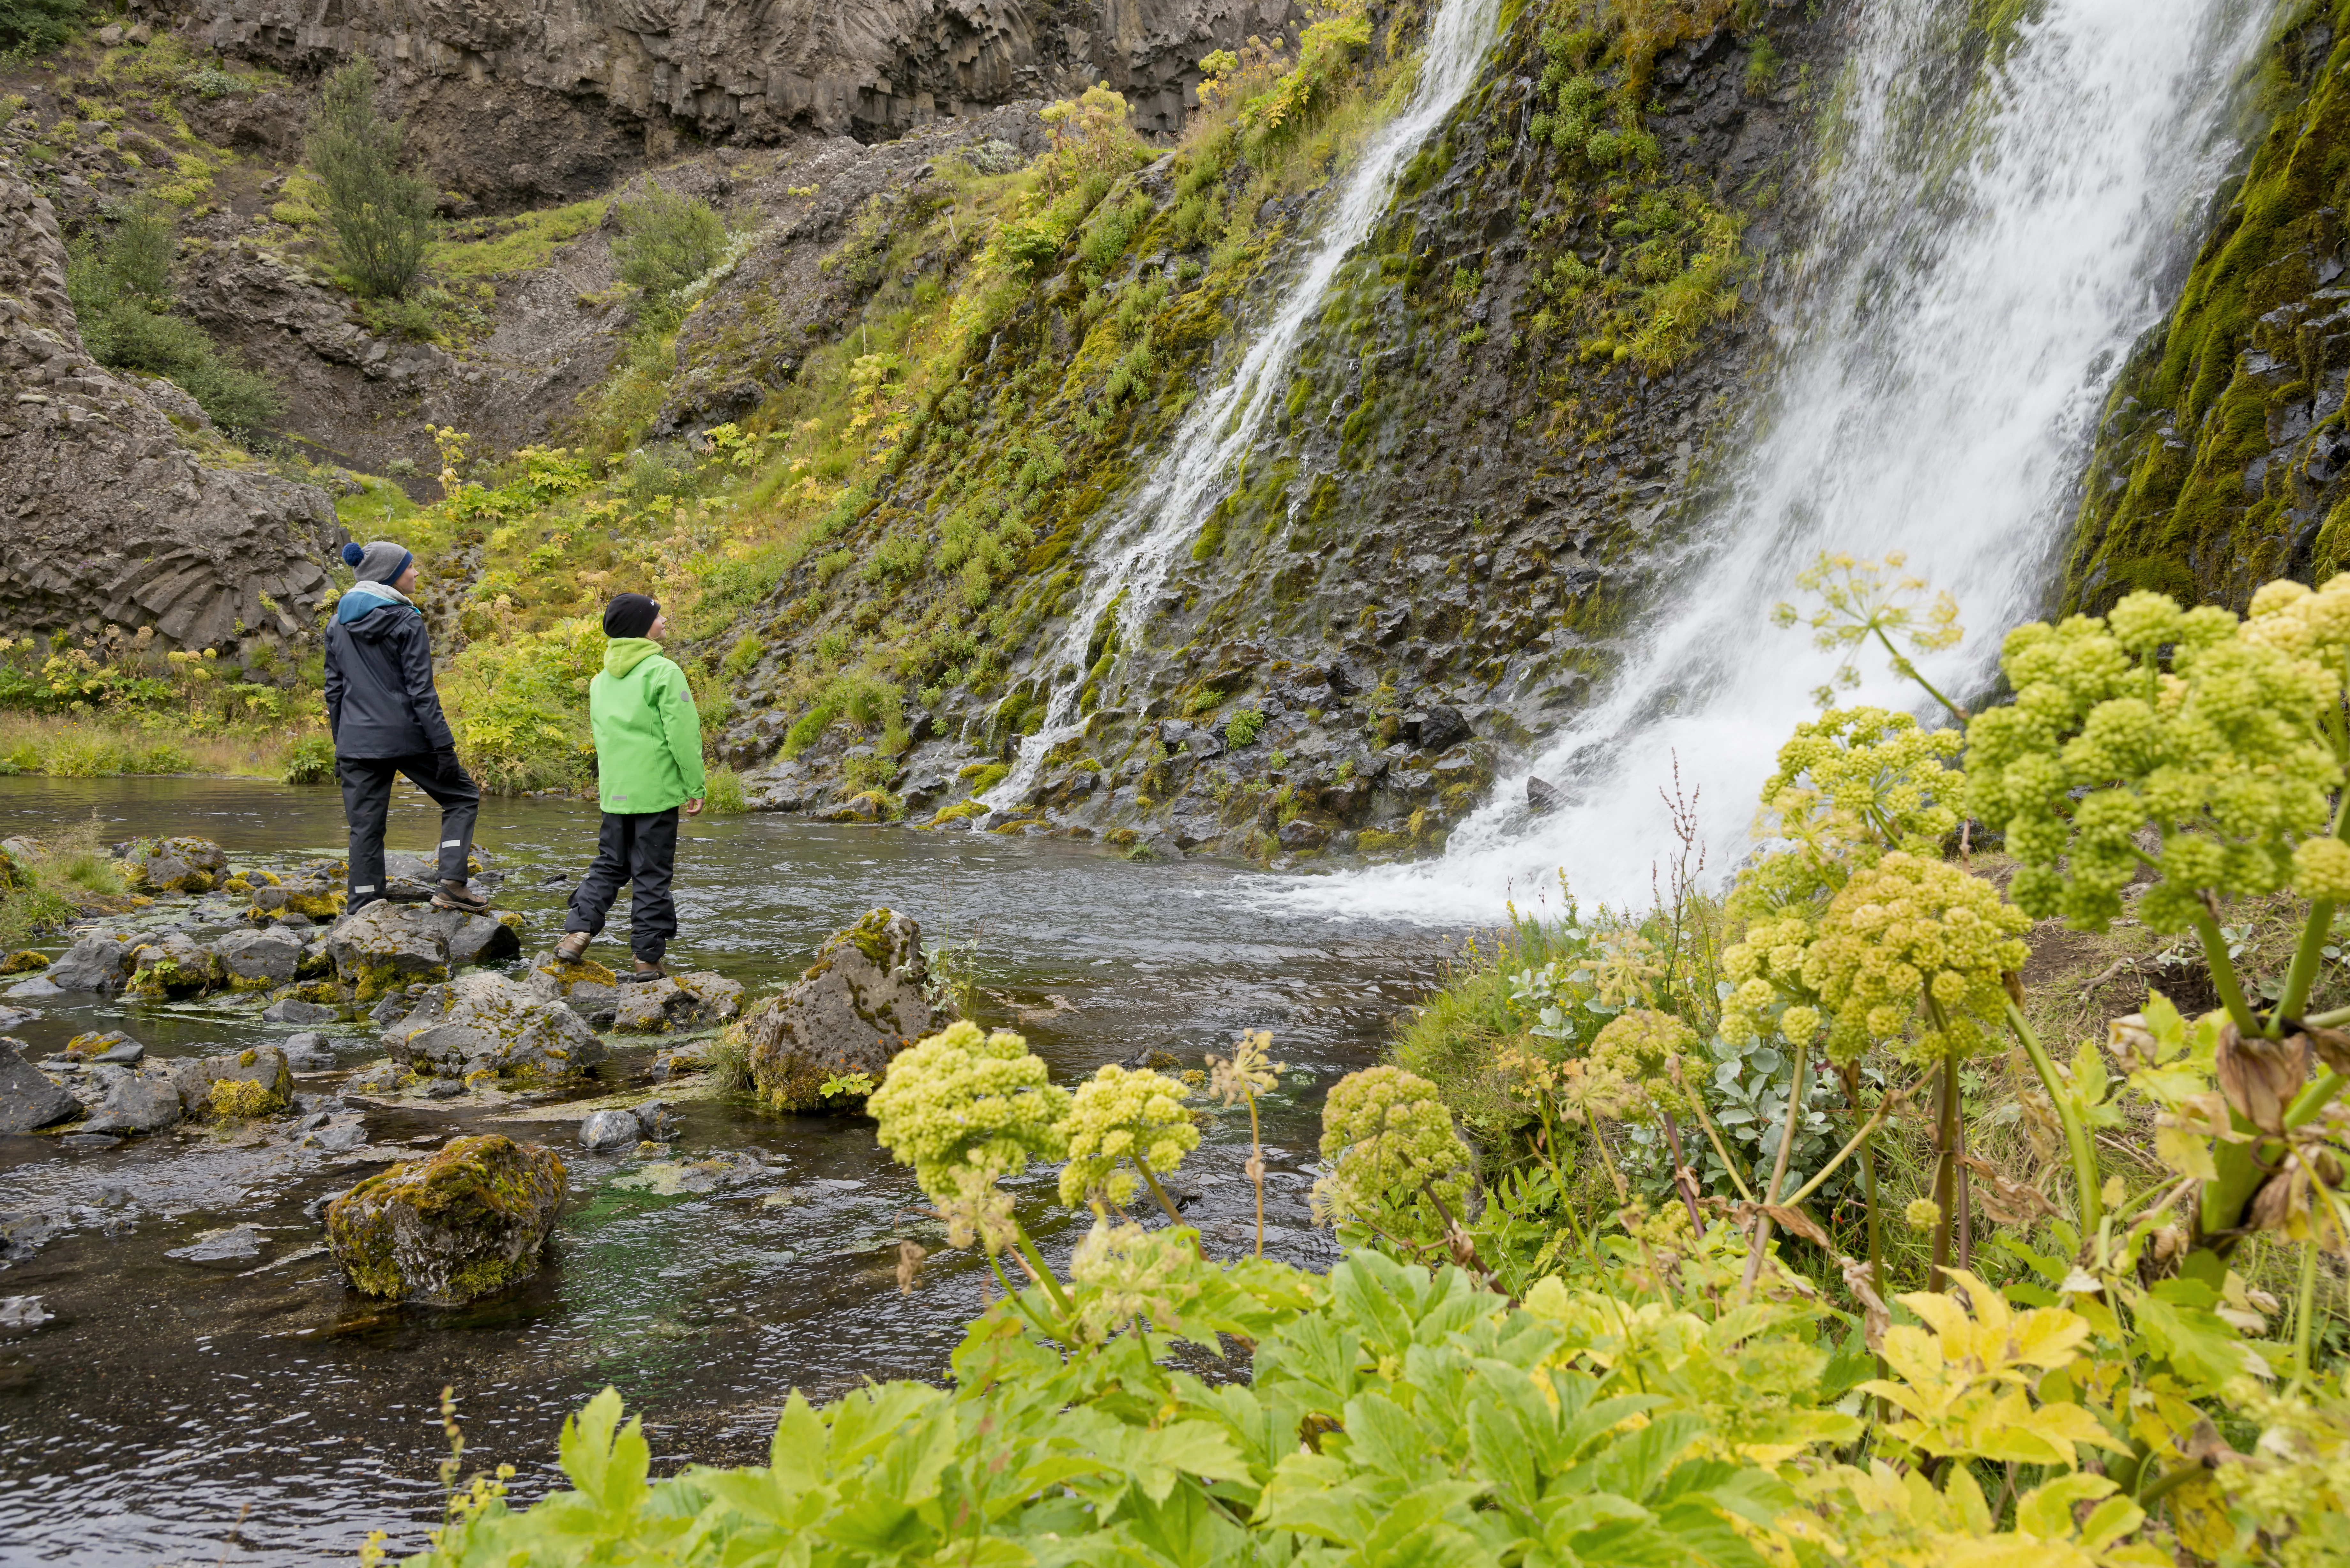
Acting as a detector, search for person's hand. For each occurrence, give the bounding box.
[434,747,464,784]
[684,797,703,817]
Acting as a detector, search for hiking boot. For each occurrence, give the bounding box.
[628,959,669,983]
[431,878,491,914]
[551,931,591,964]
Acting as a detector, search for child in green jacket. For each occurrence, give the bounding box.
[553,593,704,980]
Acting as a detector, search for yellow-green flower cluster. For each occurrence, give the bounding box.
[1801,852,2030,1064]
[1964,587,2341,931]
[1587,1008,1700,1121]
[1057,1064,1198,1207]
[866,1021,1069,1246]
[1311,1065,1471,1242]
[1722,908,1823,1046]
[1068,1217,1202,1340]
[1757,706,1962,860]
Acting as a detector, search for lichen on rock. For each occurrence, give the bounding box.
[324,1134,567,1305]
[381,970,607,1082]
[740,908,952,1112]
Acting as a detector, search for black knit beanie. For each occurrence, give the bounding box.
[603,592,660,639]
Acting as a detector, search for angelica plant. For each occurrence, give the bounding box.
[1058,1063,1199,1227]
[1313,1065,1474,1244]
[1207,1029,1282,1257]
[866,1019,1071,1305]
[1772,548,1966,714]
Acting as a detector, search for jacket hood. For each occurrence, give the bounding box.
[334,582,419,630]
[603,637,661,678]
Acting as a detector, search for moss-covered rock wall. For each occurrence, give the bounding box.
[2063,1,2350,613]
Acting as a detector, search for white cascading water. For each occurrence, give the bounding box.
[985,0,1505,807]
[1275,0,2276,923]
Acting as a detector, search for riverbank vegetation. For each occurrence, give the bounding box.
[0,632,326,780]
[377,556,2350,1567]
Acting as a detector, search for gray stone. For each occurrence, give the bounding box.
[2,977,60,1000]
[162,1046,295,1117]
[0,1295,52,1329]
[307,1119,368,1152]
[325,1135,565,1305]
[326,902,519,998]
[263,997,341,1024]
[215,927,304,985]
[1276,818,1330,851]
[127,931,222,997]
[521,951,622,1029]
[126,837,231,894]
[381,971,606,1082]
[633,1100,678,1140]
[282,1032,337,1071]
[742,909,952,1112]
[89,1037,143,1065]
[0,1044,78,1133]
[610,971,745,1034]
[43,934,135,994]
[80,1073,185,1135]
[578,1108,638,1150]
[1416,705,1472,753]
[1527,775,1563,815]
[0,1006,36,1031]
[167,1224,263,1262]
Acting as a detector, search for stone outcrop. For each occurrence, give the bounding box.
[80,1068,187,1133]
[214,927,307,987]
[325,1134,566,1304]
[0,161,338,652]
[31,932,137,995]
[124,835,230,894]
[127,932,225,999]
[610,971,744,1033]
[163,1044,295,1116]
[521,952,622,1029]
[191,0,1303,198]
[0,1044,79,1133]
[326,901,523,999]
[739,908,950,1111]
[381,971,606,1081]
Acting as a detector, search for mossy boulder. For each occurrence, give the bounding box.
[610,971,745,1034]
[163,1044,294,1118]
[213,928,305,988]
[381,971,607,1082]
[324,1134,566,1305]
[0,951,47,975]
[249,877,346,922]
[326,902,522,1000]
[126,932,224,998]
[521,952,622,1029]
[741,908,952,1112]
[124,836,231,894]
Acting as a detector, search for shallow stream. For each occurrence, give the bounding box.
[0,777,1443,1565]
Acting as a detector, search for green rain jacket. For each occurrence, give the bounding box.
[590,638,706,814]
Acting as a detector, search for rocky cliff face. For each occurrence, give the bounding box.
[169,0,1301,205]
[2063,2,2350,614]
[0,161,338,656]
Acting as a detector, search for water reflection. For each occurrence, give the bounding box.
[0,777,1448,1564]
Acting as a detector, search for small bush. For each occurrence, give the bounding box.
[702,765,746,814]
[308,59,435,300]
[612,186,726,315]
[65,211,283,432]
[1224,707,1265,746]
[0,0,81,52]
[720,633,763,679]
[282,734,336,785]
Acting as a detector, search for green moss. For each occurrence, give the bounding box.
[428,198,610,279]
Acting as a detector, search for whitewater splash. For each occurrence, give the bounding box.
[1274,0,2275,924]
[985,0,1505,808]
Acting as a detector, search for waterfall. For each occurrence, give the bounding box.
[1276,0,2275,923]
[985,0,1506,808]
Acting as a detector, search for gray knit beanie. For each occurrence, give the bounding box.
[342,539,414,585]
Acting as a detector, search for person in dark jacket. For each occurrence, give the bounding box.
[322,539,488,915]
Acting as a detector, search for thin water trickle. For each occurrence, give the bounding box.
[985,0,1506,808]
[1273,0,2276,922]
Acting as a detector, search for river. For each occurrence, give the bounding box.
[0,776,1445,1565]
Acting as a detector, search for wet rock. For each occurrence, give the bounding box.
[248,875,345,922]
[326,903,522,999]
[1414,705,1473,753]
[0,1044,78,1133]
[325,1134,566,1305]
[1276,818,1330,851]
[347,1059,409,1094]
[611,1149,767,1195]
[282,1032,338,1071]
[127,932,224,999]
[0,1211,60,1261]
[578,1108,638,1150]
[163,1045,295,1118]
[65,1030,140,1064]
[740,908,952,1112]
[81,1071,186,1134]
[215,927,305,987]
[305,1119,368,1152]
[263,996,342,1024]
[633,1100,677,1141]
[41,933,136,994]
[1527,774,1563,814]
[610,972,745,1034]
[0,1295,52,1330]
[520,952,621,1029]
[57,1133,120,1150]
[2,977,63,1000]
[167,1224,264,1263]
[0,951,47,975]
[381,971,606,1082]
[125,836,230,894]
[0,1006,34,1031]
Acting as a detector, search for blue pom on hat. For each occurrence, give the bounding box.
[342,542,365,567]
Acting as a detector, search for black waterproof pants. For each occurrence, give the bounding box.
[564,808,679,963]
[337,753,481,909]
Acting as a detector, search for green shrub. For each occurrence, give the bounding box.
[719,633,763,679]
[281,735,335,785]
[65,213,283,432]
[612,186,726,314]
[307,59,435,299]
[0,0,80,51]
[701,765,746,814]
[1224,707,1265,746]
